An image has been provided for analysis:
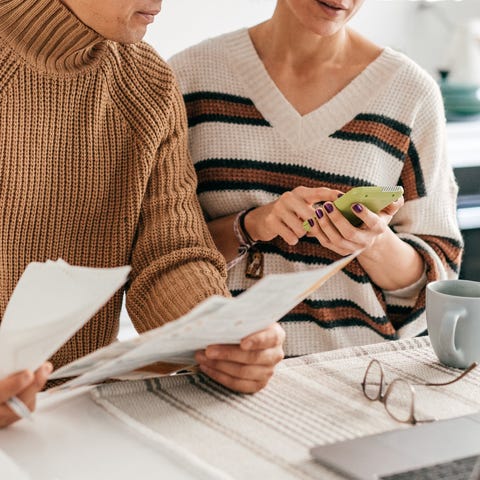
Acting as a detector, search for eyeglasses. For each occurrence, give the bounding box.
[361,359,478,425]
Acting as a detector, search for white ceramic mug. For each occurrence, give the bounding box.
[426,279,480,369]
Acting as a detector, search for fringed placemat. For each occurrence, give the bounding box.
[92,337,480,479]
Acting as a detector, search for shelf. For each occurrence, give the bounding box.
[446,120,480,169]
[457,206,480,230]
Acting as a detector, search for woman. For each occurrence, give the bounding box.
[170,0,463,356]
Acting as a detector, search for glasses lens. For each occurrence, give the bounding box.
[363,361,382,400]
[385,379,414,423]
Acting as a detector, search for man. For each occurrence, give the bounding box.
[0,0,285,428]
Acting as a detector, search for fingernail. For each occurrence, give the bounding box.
[337,193,344,198]
[44,362,53,374]
[324,203,334,214]
[307,218,314,227]
[315,209,323,219]
[353,203,363,213]
[21,370,34,384]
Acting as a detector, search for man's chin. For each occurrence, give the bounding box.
[106,28,148,45]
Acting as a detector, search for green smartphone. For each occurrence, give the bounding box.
[302,185,404,231]
[333,186,404,226]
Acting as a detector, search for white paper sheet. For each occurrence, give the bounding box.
[51,253,358,390]
[0,260,131,379]
[0,450,30,480]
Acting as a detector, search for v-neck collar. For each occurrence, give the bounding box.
[225,28,405,150]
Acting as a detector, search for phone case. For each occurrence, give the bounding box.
[333,186,404,226]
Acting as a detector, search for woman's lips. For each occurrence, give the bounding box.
[315,0,347,14]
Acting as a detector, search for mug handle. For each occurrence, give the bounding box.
[439,308,466,364]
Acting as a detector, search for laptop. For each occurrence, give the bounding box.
[310,411,480,480]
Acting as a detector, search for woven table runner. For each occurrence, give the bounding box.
[91,337,480,480]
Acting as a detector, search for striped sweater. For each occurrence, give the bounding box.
[170,29,463,356]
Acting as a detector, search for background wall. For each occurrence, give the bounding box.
[145,0,480,81]
[145,0,275,59]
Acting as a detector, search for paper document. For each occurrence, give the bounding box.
[0,450,30,480]
[50,253,358,390]
[0,260,131,379]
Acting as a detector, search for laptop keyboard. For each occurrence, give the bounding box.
[381,455,480,480]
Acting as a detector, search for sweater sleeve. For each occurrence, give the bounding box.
[126,81,230,332]
[384,83,463,336]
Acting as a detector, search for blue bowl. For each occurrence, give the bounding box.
[440,82,480,96]
[440,82,480,116]
[445,105,480,115]
[443,92,480,104]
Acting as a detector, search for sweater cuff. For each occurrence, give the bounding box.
[384,268,427,299]
[126,260,230,332]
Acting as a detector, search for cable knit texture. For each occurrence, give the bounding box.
[0,0,229,370]
[170,29,463,356]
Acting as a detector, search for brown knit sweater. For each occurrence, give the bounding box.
[0,0,229,370]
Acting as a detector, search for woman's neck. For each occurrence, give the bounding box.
[248,8,382,116]
[250,9,354,73]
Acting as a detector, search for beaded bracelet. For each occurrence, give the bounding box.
[227,207,257,270]
[238,207,257,246]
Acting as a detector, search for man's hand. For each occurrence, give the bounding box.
[195,323,285,393]
[0,362,52,428]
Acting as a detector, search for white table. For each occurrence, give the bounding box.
[0,390,199,480]
[2,338,480,480]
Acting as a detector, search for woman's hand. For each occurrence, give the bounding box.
[0,362,52,428]
[309,196,404,256]
[244,186,343,245]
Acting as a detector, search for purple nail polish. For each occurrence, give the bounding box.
[315,209,323,219]
[324,203,334,214]
[308,218,315,227]
[353,203,363,213]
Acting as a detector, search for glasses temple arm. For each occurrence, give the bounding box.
[422,362,478,387]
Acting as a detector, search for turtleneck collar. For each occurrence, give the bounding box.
[0,0,109,74]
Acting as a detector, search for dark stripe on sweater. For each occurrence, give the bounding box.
[195,158,370,195]
[287,299,397,337]
[399,142,426,199]
[281,313,399,340]
[387,304,426,331]
[330,131,406,161]
[330,114,412,161]
[188,114,270,127]
[184,91,271,128]
[184,91,256,105]
[353,114,412,136]
[409,234,463,273]
[231,289,398,339]
[330,114,427,200]
[255,238,371,283]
